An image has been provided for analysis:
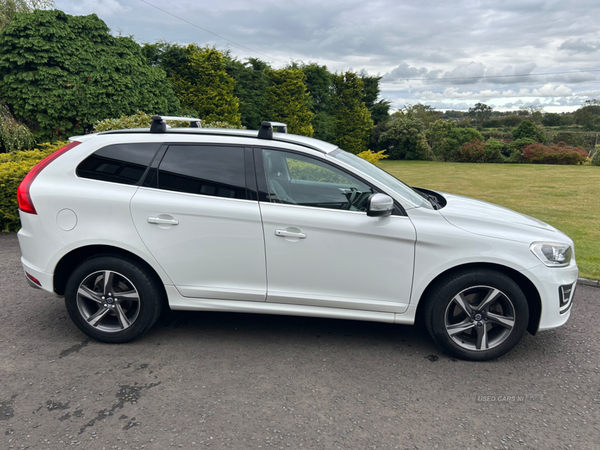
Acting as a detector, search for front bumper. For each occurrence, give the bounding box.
[521,262,578,332]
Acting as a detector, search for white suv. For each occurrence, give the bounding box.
[17,117,578,361]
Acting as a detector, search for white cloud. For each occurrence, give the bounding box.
[64,0,130,16]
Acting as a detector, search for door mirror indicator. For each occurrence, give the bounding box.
[366,193,394,217]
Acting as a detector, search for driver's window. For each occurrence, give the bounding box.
[262,149,374,211]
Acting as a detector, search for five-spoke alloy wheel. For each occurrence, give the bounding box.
[425,270,529,361]
[65,256,163,343]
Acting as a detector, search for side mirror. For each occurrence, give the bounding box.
[366,193,394,217]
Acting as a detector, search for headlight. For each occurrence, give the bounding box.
[530,242,573,267]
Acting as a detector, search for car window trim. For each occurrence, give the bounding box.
[253,147,406,216]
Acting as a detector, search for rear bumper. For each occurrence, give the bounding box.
[17,211,63,295]
[20,257,56,295]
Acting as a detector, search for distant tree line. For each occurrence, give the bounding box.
[0,7,597,166]
[0,9,390,154]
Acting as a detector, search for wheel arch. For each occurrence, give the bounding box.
[54,245,168,307]
[415,262,541,335]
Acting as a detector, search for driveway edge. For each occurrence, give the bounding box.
[579,277,599,288]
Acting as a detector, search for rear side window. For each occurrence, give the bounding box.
[77,143,160,185]
[157,145,247,199]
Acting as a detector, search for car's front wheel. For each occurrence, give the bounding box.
[424,269,529,361]
[64,256,163,343]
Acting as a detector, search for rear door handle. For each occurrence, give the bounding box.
[148,216,179,226]
[275,229,306,239]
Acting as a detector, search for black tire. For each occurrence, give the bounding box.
[423,269,529,361]
[64,255,163,343]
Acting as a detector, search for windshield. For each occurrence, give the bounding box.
[331,149,426,207]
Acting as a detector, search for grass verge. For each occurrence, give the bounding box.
[380,161,600,280]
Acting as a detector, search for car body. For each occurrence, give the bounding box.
[17,118,578,360]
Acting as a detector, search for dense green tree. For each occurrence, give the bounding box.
[0,0,53,29]
[443,110,467,119]
[0,10,179,140]
[404,104,443,127]
[330,72,373,154]
[519,105,544,124]
[468,102,493,126]
[264,68,313,136]
[574,101,600,131]
[297,63,334,141]
[361,74,390,125]
[172,45,241,126]
[542,113,562,127]
[379,112,430,160]
[227,57,270,130]
[141,41,187,77]
[500,114,525,127]
[512,120,546,143]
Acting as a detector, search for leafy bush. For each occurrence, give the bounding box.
[506,138,536,163]
[357,150,388,165]
[521,142,588,165]
[483,138,507,162]
[0,102,34,153]
[425,120,483,162]
[457,139,486,162]
[480,130,513,142]
[547,131,597,152]
[591,145,600,166]
[94,111,245,132]
[0,141,68,231]
[457,139,504,163]
[380,113,430,160]
[512,120,546,143]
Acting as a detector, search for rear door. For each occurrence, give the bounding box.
[130,144,266,302]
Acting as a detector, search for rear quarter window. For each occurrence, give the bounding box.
[76,143,161,185]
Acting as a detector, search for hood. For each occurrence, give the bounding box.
[437,193,572,244]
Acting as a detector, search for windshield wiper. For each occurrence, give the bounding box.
[426,194,441,210]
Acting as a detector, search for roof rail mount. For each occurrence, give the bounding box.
[258,121,288,140]
[150,115,202,133]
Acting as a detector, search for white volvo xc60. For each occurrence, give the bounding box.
[17,118,578,360]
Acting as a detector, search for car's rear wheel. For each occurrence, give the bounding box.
[64,256,163,343]
[424,269,529,361]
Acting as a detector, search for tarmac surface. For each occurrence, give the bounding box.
[1,232,598,449]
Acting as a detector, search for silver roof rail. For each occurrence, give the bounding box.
[258,121,287,140]
[150,115,202,133]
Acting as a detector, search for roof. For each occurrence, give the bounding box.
[97,127,339,154]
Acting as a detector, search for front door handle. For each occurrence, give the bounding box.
[275,229,306,239]
[148,216,179,226]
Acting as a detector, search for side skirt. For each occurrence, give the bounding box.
[165,286,417,325]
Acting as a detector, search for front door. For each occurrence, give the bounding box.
[257,148,416,313]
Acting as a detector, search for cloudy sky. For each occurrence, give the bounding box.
[54,0,600,112]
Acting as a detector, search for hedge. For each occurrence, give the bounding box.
[521,142,588,165]
[0,141,68,231]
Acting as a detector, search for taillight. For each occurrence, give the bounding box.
[17,141,82,215]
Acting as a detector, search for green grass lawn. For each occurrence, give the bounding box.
[380,161,600,280]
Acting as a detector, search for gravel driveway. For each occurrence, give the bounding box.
[1,233,598,449]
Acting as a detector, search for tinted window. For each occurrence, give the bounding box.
[158,145,246,199]
[263,149,374,211]
[77,143,160,185]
